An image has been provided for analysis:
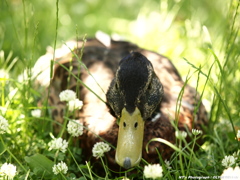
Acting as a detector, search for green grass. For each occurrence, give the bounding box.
[0,0,240,179]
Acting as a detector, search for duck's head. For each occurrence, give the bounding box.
[106,52,164,169]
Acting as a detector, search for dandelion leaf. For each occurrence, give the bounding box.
[25,153,54,179]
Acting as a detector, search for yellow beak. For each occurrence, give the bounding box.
[115,107,144,169]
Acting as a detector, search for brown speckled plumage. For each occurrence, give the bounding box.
[36,37,208,170]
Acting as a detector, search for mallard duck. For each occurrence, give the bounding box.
[35,35,208,170]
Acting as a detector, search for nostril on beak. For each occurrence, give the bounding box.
[123,157,131,169]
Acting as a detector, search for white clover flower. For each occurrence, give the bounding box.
[48,137,68,153]
[237,130,240,140]
[222,155,236,168]
[192,129,202,136]
[0,116,9,134]
[68,99,83,111]
[175,131,187,140]
[31,109,41,118]
[164,160,172,170]
[59,90,76,102]
[0,163,17,179]
[143,164,163,179]
[52,161,68,175]
[67,120,83,137]
[92,142,111,159]
[221,166,240,180]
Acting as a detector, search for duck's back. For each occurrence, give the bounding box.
[35,37,208,169]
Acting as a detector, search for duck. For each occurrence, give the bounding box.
[35,34,208,171]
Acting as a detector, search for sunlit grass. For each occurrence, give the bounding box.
[0,0,240,179]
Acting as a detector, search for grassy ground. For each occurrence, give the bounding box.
[0,0,240,179]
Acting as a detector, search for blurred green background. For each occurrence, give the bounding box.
[0,0,231,68]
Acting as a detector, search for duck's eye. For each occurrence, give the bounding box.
[123,122,126,127]
[134,122,138,128]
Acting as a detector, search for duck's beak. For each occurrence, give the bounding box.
[115,107,144,169]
